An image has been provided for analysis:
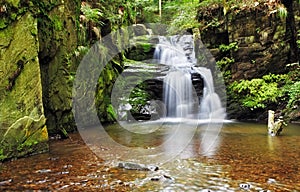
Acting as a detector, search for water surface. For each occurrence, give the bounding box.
[0,122,299,191]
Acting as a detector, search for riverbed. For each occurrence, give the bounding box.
[0,122,299,191]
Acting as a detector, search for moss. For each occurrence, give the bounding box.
[0,149,8,161]
[10,13,17,20]
[51,15,63,31]
[141,42,152,52]
[0,19,8,29]
[7,0,20,8]
[0,12,48,161]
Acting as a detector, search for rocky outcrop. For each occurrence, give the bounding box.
[0,2,48,160]
[38,0,80,135]
[0,0,82,160]
[198,1,299,81]
[197,1,300,120]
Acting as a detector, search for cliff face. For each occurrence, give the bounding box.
[0,0,126,160]
[198,1,300,120]
[0,0,81,160]
[199,2,299,81]
[37,0,80,135]
[0,1,48,160]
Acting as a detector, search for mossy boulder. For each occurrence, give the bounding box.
[0,12,48,161]
[126,36,155,61]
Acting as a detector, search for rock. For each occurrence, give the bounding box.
[39,0,80,134]
[149,174,174,183]
[132,24,150,36]
[118,162,159,171]
[0,179,12,186]
[0,11,48,161]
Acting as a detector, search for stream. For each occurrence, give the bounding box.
[0,122,299,191]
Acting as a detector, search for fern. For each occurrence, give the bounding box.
[277,4,288,19]
[81,4,104,24]
[230,74,287,109]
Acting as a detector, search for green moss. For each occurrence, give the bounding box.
[51,16,63,31]
[0,19,7,29]
[10,13,17,20]
[0,149,8,161]
[17,140,38,152]
[7,0,20,7]
[141,43,152,52]
[0,12,48,161]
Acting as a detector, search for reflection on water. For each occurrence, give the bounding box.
[0,122,299,191]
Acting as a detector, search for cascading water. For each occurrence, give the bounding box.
[163,71,193,117]
[154,35,225,120]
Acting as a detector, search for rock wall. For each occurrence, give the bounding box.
[0,1,48,161]
[0,0,81,160]
[197,1,300,120]
[198,1,299,81]
[37,0,80,135]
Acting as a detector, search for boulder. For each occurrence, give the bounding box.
[0,12,48,161]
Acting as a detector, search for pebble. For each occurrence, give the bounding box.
[0,179,12,186]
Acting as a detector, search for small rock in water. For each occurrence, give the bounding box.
[57,185,70,190]
[163,174,173,180]
[149,174,174,183]
[49,134,62,140]
[48,157,59,161]
[267,178,276,184]
[63,164,73,169]
[118,162,159,171]
[150,176,161,181]
[239,183,251,190]
[148,165,159,171]
[0,179,12,186]
[36,169,51,173]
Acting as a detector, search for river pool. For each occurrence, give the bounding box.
[0,122,299,191]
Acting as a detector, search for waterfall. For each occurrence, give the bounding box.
[194,67,225,120]
[154,35,225,120]
[163,71,194,117]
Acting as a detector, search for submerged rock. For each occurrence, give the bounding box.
[118,162,159,171]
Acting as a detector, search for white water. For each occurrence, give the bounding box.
[154,35,225,120]
[163,71,194,117]
[194,67,225,120]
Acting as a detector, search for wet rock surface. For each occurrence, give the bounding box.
[118,161,159,171]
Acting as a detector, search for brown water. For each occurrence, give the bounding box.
[0,122,299,191]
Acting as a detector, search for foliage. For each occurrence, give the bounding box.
[217,57,235,68]
[126,0,160,23]
[283,81,300,108]
[129,86,150,114]
[51,15,63,31]
[0,149,7,161]
[277,4,288,19]
[219,42,238,53]
[81,4,103,23]
[217,42,238,81]
[230,74,288,109]
[107,104,117,121]
[164,1,200,34]
[282,63,300,108]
